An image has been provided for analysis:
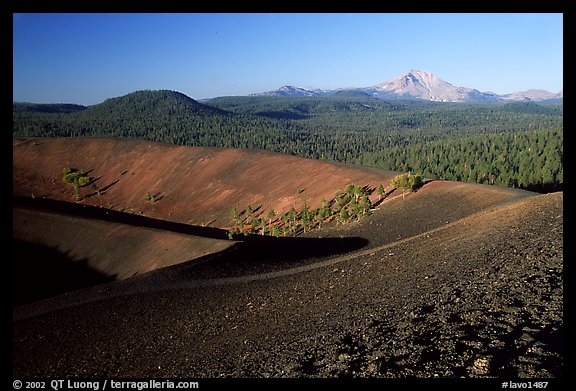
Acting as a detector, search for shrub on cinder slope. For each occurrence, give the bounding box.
[391,172,424,193]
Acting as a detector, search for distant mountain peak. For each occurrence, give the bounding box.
[501,89,563,102]
[251,85,323,97]
[251,71,561,103]
[372,70,488,102]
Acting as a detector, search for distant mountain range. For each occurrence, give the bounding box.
[252,70,563,103]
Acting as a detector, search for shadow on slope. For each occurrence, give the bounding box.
[13,196,229,240]
[12,240,117,307]
[256,111,310,120]
[173,234,369,280]
[14,196,369,285]
[519,182,563,194]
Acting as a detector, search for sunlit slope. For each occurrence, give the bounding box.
[13,137,400,227]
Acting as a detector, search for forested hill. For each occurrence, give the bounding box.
[13,102,87,114]
[204,96,562,135]
[90,90,230,117]
[13,90,563,192]
[13,90,299,147]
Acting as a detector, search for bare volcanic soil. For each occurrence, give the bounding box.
[12,137,401,304]
[13,137,399,227]
[12,204,235,307]
[13,148,563,380]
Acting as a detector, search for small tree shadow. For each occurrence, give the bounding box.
[372,187,397,208]
[85,179,120,198]
[151,192,164,202]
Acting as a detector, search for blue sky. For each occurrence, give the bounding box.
[13,13,563,105]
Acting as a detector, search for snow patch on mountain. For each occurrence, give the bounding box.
[501,89,563,102]
[252,71,561,103]
[367,70,499,103]
[251,85,328,97]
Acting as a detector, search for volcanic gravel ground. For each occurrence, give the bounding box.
[12,192,563,378]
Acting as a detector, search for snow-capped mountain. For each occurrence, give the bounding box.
[500,89,563,102]
[252,70,561,103]
[364,70,500,103]
[250,85,329,97]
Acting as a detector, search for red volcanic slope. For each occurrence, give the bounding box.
[13,137,400,227]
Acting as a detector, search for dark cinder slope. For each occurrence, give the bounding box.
[13,206,235,280]
[12,137,562,378]
[13,190,562,378]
